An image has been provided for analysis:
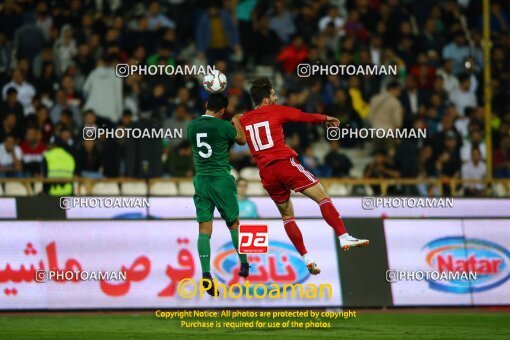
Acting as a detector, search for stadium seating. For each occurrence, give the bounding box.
[178,181,195,195]
[4,182,29,196]
[246,182,266,196]
[149,181,179,196]
[240,167,261,181]
[91,183,121,196]
[121,182,148,196]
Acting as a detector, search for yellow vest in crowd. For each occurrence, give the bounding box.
[44,147,75,196]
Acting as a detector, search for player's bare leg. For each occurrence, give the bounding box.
[227,219,250,278]
[198,221,218,296]
[275,199,321,275]
[302,182,369,251]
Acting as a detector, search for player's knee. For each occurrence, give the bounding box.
[199,221,213,234]
[226,219,239,230]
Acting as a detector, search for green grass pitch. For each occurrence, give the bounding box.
[0,311,509,339]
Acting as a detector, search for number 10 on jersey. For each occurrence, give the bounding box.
[245,122,274,151]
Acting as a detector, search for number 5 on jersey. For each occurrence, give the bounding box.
[196,133,212,158]
[245,122,274,151]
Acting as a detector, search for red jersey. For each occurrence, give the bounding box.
[240,105,326,169]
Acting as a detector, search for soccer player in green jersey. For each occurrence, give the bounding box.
[187,93,249,296]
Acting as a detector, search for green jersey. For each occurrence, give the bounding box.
[188,115,237,176]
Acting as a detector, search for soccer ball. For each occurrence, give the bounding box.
[202,70,227,93]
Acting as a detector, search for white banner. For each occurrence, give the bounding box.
[0,198,16,219]
[462,220,510,305]
[0,220,341,309]
[145,197,510,220]
[384,219,510,306]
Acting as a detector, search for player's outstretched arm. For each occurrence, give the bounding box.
[232,114,246,145]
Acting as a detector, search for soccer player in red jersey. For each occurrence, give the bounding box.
[240,78,369,275]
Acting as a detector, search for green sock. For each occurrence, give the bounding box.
[197,233,211,273]
[230,229,248,264]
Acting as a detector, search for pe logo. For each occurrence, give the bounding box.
[239,225,268,254]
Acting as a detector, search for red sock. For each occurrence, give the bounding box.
[319,198,347,236]
[283,218,307,256]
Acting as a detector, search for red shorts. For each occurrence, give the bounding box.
[259,157,318,203]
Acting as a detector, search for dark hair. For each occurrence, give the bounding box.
[250,77,273,106]
[458,73,470,83]
[6,87,17,95]
[177,139,192,150]
[236,177,248,185]
[386,80,401,91]
[206,93,229,113]
[61,109,73,118]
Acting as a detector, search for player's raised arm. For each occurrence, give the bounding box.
[231,114,246,145]
[279,105,330,125]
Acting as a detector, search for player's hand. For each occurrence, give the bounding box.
[324,116,340,127]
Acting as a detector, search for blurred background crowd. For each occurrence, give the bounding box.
[0,0,509,196]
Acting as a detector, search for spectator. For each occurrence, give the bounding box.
[20,127,45,176]
[300,145,322,177]
[237,177,259,218]
[269,0,296,44]
[1,87,24,123]
[276,35,308,74]
[449,73,477,117]
[34,1,52,40]
[461,129,486,163]
[2,69,36,113]
[227,73,252,112]
[196,4,240,65]
[368,81,403,155]
[146,42,175,66]
[364,150,400,195]
[442,31,470,75]
[146,1,175,30]
[34,105,53,143]
[0,134,23,178]
[76,139,103,179]
[32,43,54,79]
[318,5,344,37]
[164,139,193,177]
[13,15,45,62]
[42,137,75,196]
[163,104,191,149]
[0,112,22,142]
[461,148,486,196]
[436,59,459,97]
[252,15,282,66]
[50,90,81,127]
[35,62,58,97]
[435,131,462,193]
[83,55,123,124]
[369,80,403,131]
[324,141,353,177]
[399,76,427,127]
[493,136,510,178]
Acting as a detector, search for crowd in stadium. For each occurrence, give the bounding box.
[0,0,509,195]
